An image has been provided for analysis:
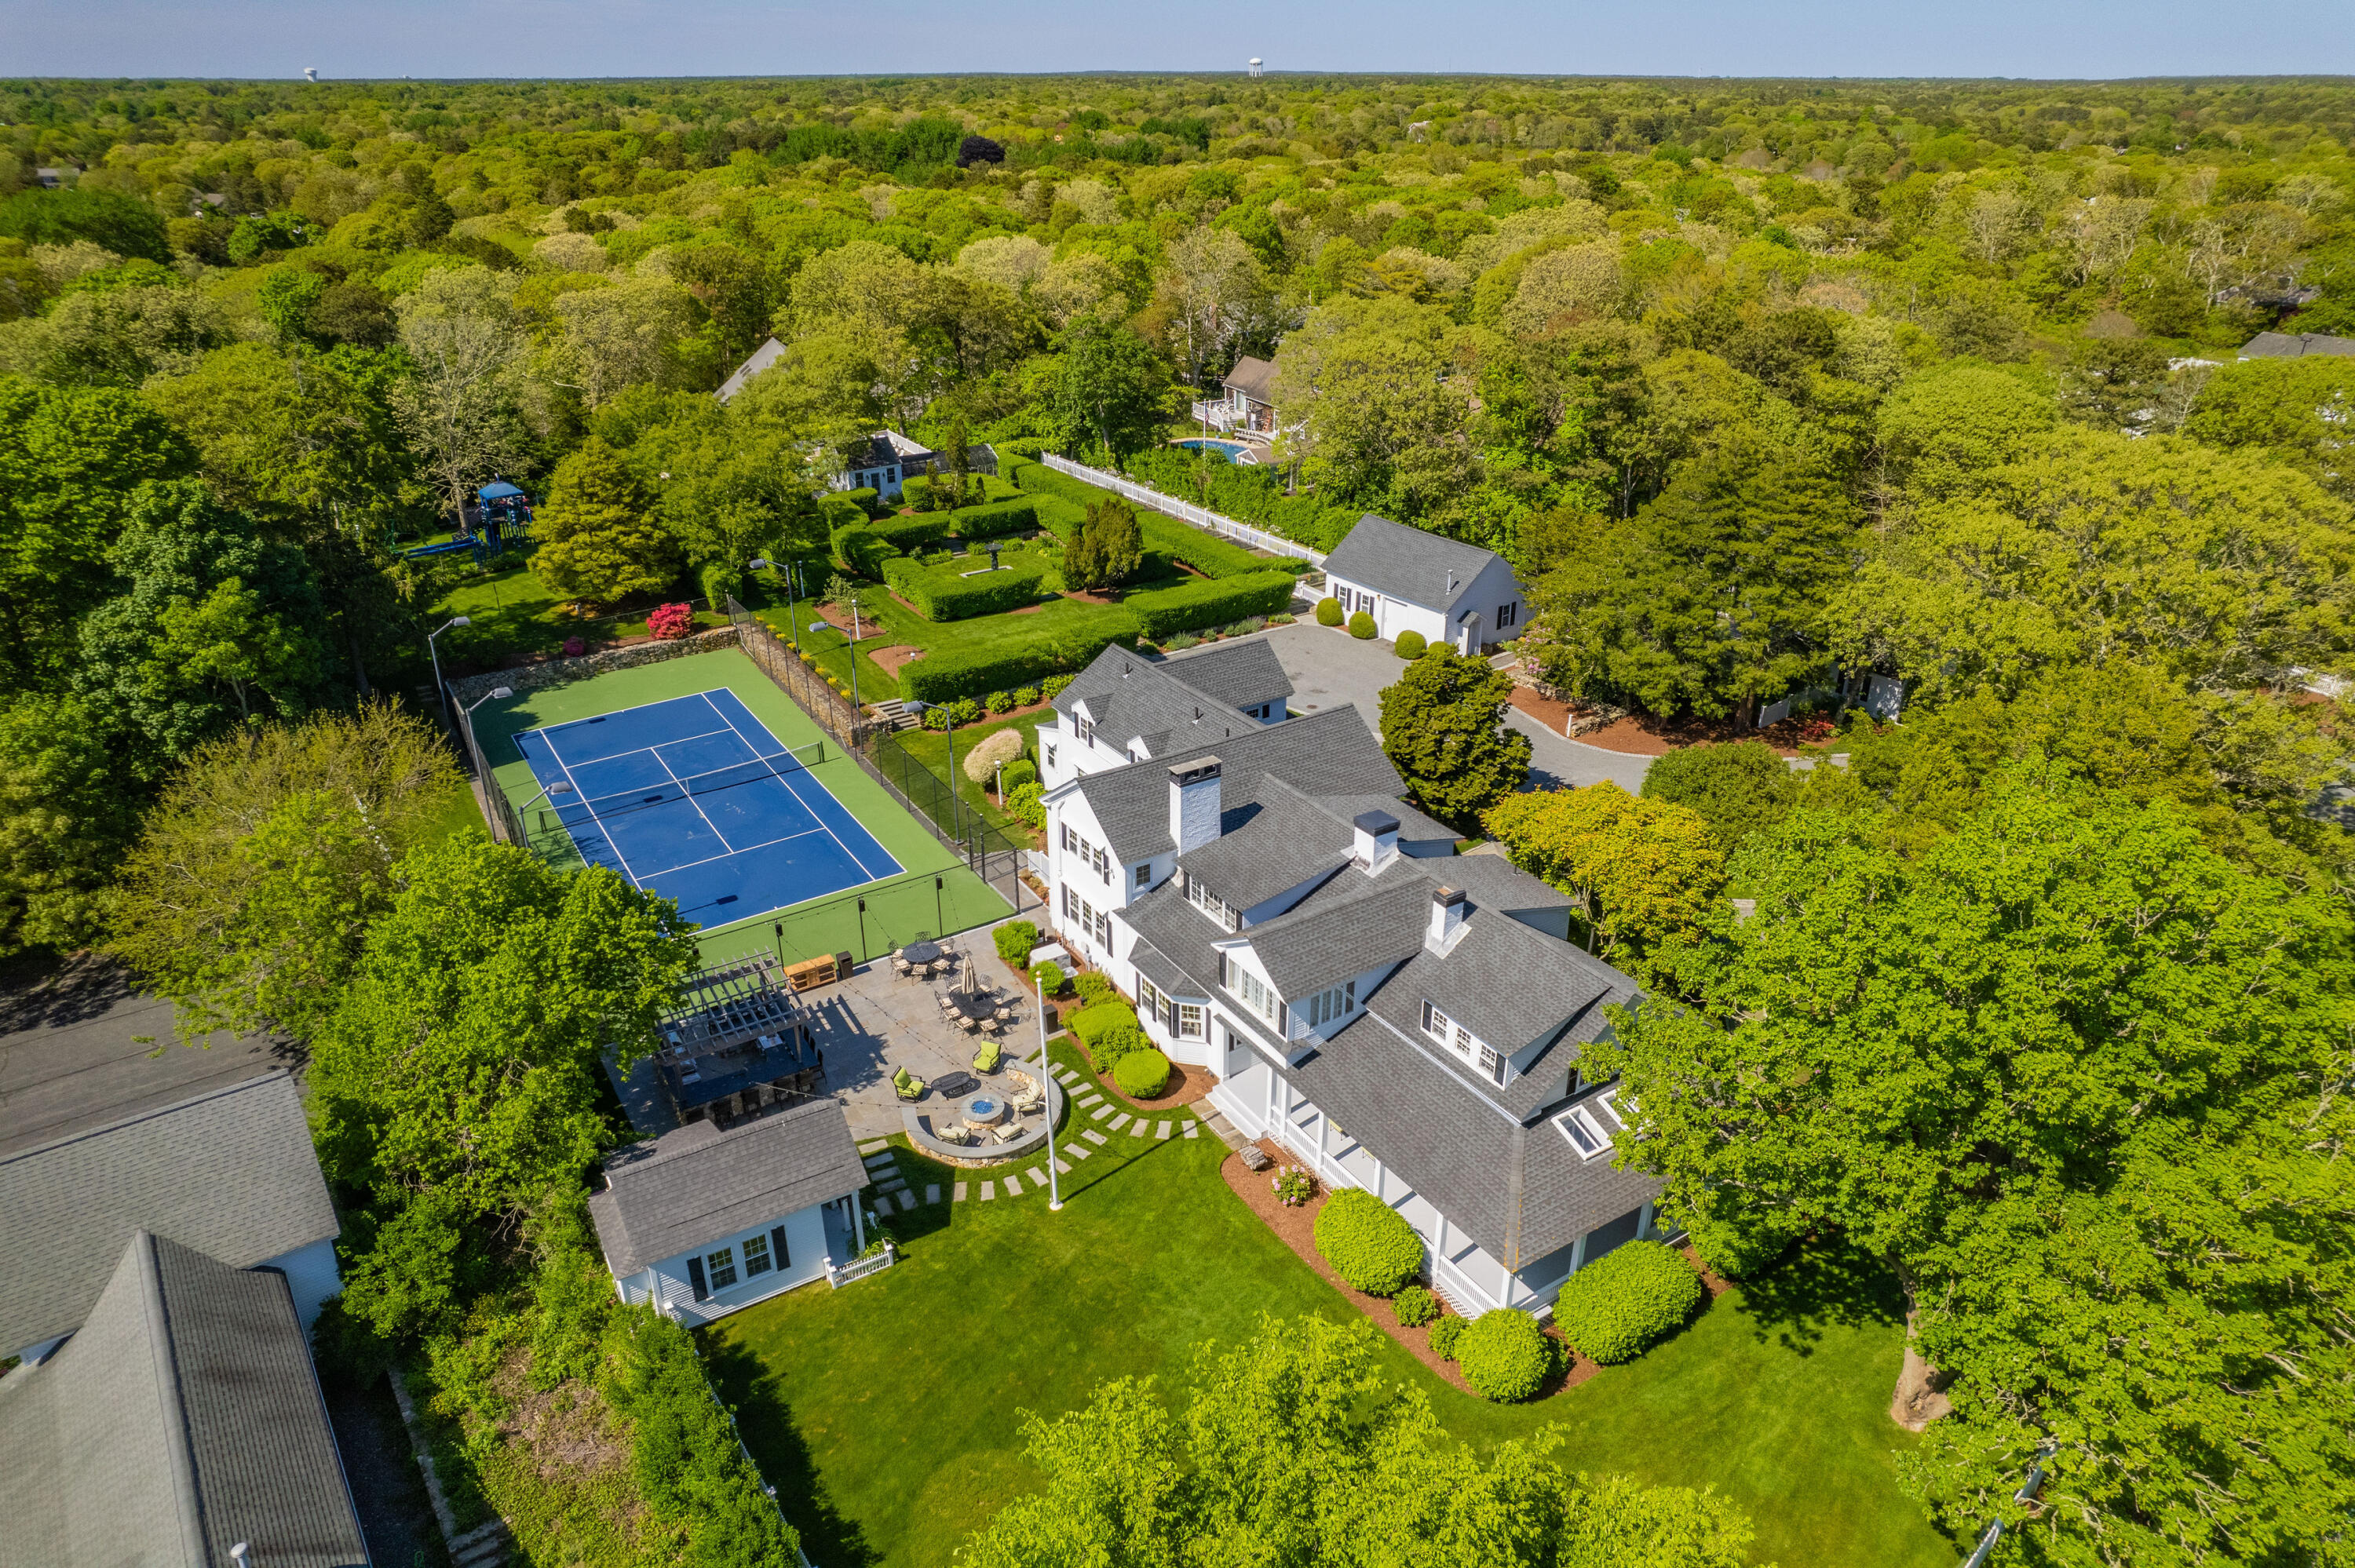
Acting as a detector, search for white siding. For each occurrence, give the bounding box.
[612,1202,834,1326]
[266,1234,342,1330]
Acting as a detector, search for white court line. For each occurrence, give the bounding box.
[699,691,899,881]
[527,721,741,773]
[638,822,835,881]
[529,732,647,883]
[648,742,738,859]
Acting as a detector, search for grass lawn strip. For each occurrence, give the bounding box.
[461,647,1012,966]
[701,1041,1949,1568]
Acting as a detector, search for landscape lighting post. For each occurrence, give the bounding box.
[456,684,513,720]
[425,615,469,726]
[1039,971,1061,1211]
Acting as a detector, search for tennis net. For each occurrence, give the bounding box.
[566,740,827,822]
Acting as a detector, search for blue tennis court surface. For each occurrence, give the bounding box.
[514,688,902,924]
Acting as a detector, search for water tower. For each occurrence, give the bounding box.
[1248,58,1262,78]
[303,67,317,82]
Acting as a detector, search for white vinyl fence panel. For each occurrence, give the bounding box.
[1040,453,1326,567]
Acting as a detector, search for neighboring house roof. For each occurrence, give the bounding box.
[1223,355,1278,403]
[2237,330,2355,359]
[714,336,787,403]
[0,1071,338,1354]
[0,1229,369,1568]
[1156,639,1293,711]
[847,430,937,472]
[588,1096,865,1278]
[1321,513,1513,617]
[1069,706,1404,863]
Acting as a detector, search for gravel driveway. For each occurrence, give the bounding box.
[1257,622,1652,794]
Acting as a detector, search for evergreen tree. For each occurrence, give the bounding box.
[531,436,681,609]
[1377,646,1532,830]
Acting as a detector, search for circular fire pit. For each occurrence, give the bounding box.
[966,1096,1004,1125]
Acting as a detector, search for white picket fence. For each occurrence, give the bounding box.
[1040,453,1327,567]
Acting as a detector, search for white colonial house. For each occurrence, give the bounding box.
[1321,513,1528,654]
[588,1095,871,1325]
[839,431,937,501]
[1037,638,1294,789]
[1038,653,1661,1320]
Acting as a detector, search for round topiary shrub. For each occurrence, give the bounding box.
[1392,1285,1438,1327]
[1428,1313,1466,1361]
[1313,1188,1424,1296]
[1073,971,1114,1006]
[1347,610,1377,640]
[1092,1022,1147,1070]
[1112,1047,1170,1098]
[1316,596,1345,626]
[1031,961,1065,995]
[1549,1240,1705,1365]
[1000,759,1038,793]
[1455,1310,1552,1402]
[1393,629,1427,658]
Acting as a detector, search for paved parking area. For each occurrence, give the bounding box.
[1258,622,1652,793]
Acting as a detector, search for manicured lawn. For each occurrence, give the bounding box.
[702,1042,1950,1568]
[889,712,1048,839]
[427,559,728,670]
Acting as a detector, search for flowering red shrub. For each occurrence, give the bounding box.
[562,636,586,657]
[648,603,695,640]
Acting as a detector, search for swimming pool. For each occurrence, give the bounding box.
[1176,438,1256,464]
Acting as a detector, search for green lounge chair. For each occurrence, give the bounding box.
[893,1067,927,1101]
[972,1038,1002,1074]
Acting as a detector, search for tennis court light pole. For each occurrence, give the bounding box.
[425,616,469,725]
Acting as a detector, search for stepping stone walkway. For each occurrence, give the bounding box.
[980,1181,997,1201]
[878,1176,908,1192]
[1183,1121,1200,1139]
[857,1140,890,1155]
[1156,1121,1173,1140]
[1079,1094,1104,1107]
[1130,1119,1149,1136]
[954,1182,969,1202]
[1068,1143,1092,1160]
[1054,1067,1080,1083]
[1090,1103,1113,1120]
[861,1150,896,1169]
[926,1183,941,1205]
[1055,1159,1072,1174]
[1108,1113,1130,1130]
[1026,1168,1050,1190]
[1083,1129,1108,1146]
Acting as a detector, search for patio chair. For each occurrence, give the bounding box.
[957,1015,979,1034]
[991,1121,1024,1143]
[973,1037,1002,1074]
[892,956,914,977]
[893,1067,928,1101]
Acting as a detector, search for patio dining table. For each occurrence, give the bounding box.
[900,939,943,966]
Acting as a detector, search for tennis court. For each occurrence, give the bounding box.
[516,687,901,925]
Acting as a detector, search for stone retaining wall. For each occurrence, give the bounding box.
[447,626,742,706]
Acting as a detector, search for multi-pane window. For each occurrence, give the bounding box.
[1094,844,1110,884]
[1305,980,1357,1028]
[1178,1003,1204,1039]
[1188,879,1237,932]
[705,1245,739,1290]
[1061,823,1078,854]
[1228,962,1281,1026]
[1046,744,1057,769]
[1094,909,1112,948]
[742,1234,772,1277]
[1134,862,1152,889]
[1496,601,1517,629]
[1075,716,1095,745]
[1421,1000,1496,1080]
[1139,979,1165,1023]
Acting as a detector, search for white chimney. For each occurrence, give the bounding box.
[1427,885,1466,950]
[1170,757,1222,854]
[1352,810,1398,872]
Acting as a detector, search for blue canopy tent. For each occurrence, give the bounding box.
[402,480,536,563]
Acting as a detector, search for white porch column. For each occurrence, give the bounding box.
[1568,1229,1588,1276]
[1638,1201,1656,1240]
[852,1194,866,1256]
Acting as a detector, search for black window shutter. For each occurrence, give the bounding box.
[686,1255,708,1302]
[771,1225,790,1270]
[1219,952,1228,986]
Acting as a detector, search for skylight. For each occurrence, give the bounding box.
[1553,1103,1616,1160]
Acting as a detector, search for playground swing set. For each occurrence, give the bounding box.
[400,480,537,565]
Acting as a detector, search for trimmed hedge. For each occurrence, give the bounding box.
[607,1309,802,1564]
[1429,1313,1466,1360]
[880,555,1045,620]
[1126,571,1298,640]
[1313,1187,1424,1296]
[1112,1046,1170,1098]
[1550,1240,1705,1365]
[1000,759,1037,792]
[831,523,893,577]
[992,919,1039,966]
[1394,629,1427,658]
[1070,1000,1141,1050]
[1348,610,1377,639]
[947,497,1038,540]
[1392,1285,1438,1327]
[1455,1309,1552,1402]
[1006,457,1301,580]
[899,618,1141,705]
[1316,596,1344,626]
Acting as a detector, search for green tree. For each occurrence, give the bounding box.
[107,703,462,1043]
[1064,496,1145,590]
[313,834,698,1336]
[2182,355,2355,501]
[1875,359,2057,500]
[1482,782,1724,976]
[1270,294,1473,519]
[0,693,141,954]
[1534,441,1858,724]
[1638,739,1798,856]
[531,436,682,608]
[1049,319,1173,465]
[963,1315,1755,1568]
[75,480,330,768]
[1595,771,2355,1566]
[1377,646,1532,830]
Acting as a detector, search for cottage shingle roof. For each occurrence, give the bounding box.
[1156,639,1293,711]
[1320,513,1510,615]
[1243,875,1430,995]
[715,336,787,403]
[1175,779,1353,913]
[0,1070,338,1355]
[588,1096,865,1278]
[2237,330,2355,359]
[0,1230,368,1568]
[1222,355,1278,403]
[1051,643,1279,764]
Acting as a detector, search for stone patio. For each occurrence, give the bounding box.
[800,948,1049,1143]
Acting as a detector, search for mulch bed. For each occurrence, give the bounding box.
[867,644,921,677]
[1083,1054,1212,1110]
[1570,710,1835,760]
[1220,1140,1600,1401]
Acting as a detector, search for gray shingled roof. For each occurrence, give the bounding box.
[2237,330,2355,359]
[1052,644,1265,762]
[1072,706,1404,863]
[1157,639,1293,711]
[1223,354,1277,403]
[714,336,787,403]
[1308,793,1456,849]
[1176,781,1353,913]
[589,1096,865,1278]
[0,1230,369,1568]
[1245,876,1430,995]
[0,1070,339,1355]
[1320,513,1508,615]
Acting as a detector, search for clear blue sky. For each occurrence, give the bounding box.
[5,0,2349,82]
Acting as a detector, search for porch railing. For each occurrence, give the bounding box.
[827,1243,897,1289]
